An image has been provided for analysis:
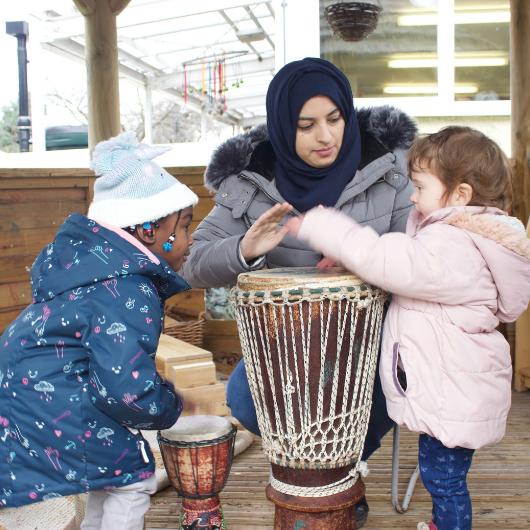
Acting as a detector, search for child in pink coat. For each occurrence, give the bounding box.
[287,126,530,530]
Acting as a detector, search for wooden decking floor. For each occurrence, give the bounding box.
[146,391,530,529]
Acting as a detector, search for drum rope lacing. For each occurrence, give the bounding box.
[232,285,386,497]
[269,459,370,497]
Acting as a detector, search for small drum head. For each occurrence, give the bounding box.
[236,266,364,292]
[159,415,233,443]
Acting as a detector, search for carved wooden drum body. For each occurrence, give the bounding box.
[232,267,387,529]
[158,415,236,530]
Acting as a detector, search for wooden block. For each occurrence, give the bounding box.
[179,382,229,416]
[156,334,212,378]
[168,360,217,389]
[203,318,242,355]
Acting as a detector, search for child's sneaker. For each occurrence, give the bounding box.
[417,522,437,530]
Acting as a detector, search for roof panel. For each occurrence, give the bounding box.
[36,0,276,125]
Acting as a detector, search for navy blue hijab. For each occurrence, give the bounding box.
[266,57,361,213]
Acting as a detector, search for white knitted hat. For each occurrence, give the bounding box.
[88,132,198,227]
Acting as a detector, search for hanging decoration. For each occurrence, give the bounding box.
[181,50,248,114]
[231,58,244,89]
[325,1,382,42]
[201,61,206,96]
[182,63,188,104]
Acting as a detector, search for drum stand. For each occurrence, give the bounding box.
[391,424,420,513]
[266,465,365,529]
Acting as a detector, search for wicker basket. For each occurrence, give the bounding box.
[164,310,205,347]
[325,1,382,42]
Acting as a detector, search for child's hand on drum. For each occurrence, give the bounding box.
[240,202,293,261]
[285,214,304,237]
[317,257,339,269]
[287,205,329,237]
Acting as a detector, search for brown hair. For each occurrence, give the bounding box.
[408,126,512,212]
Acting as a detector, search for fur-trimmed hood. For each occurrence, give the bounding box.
[445,210,530,261]
[205,105,417,191]
[445,210,530,322]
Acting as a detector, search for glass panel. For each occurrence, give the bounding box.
[454,0,510,101]
[320,0,438,98]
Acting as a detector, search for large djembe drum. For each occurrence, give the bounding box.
[232,267,387,529]
[158,415,237,530]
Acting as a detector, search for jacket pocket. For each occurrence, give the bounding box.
[392,342,407,396]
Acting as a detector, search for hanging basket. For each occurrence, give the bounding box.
[325,2,382,42]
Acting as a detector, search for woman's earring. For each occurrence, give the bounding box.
[163,233,175,252]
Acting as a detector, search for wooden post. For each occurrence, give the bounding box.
[514,219,530,391]
[73,0,131,149]
[511,0,530,391]
[510,0,530,226]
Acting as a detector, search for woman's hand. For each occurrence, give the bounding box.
[240,202,293,261]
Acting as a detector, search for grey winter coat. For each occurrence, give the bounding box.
[181,106,417,288]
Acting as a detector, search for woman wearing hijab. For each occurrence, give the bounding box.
[181,57,417,527]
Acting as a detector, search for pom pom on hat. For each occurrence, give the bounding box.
[88,132,198,227]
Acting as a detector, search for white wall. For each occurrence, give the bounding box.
[274,0,320,69]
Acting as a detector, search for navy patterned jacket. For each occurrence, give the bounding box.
[0,214,186,508]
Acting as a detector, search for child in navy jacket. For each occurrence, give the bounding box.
[0,132,198,529]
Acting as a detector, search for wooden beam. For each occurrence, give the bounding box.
[511,0,530,393]
[510,0,530,225]
[73,0,96,16]
[109,0,130,15]
[514,219,530,391]
[73,0,131,148]
[74,0,130,16]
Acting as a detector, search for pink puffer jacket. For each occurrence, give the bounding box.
[298,206,530,449]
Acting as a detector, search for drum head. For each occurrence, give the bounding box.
[159,415,233,443]
[236,266,363,292]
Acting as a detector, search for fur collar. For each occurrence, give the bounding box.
[446,212,530,260]
[205,105,417,191]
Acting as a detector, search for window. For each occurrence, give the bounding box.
[454,0,509,101]
[319,0,510,114]
[321,0,438,98]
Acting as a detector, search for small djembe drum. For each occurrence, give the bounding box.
[158,415,237,530]
[232,267,387,529]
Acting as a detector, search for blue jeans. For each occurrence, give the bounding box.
[419,434,475,530]
[226,356,394,461]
